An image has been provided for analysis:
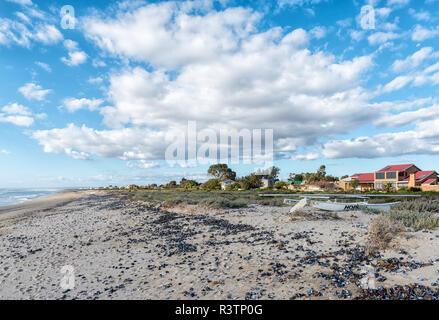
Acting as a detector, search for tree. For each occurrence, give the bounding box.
[239,179,251,190]
[350,179,360,190]
[225,182,241,191]
[269,166,280,180]
[383,182,394,193]
[316,165,326,181]
[207,164,236,181]
[289,173,304,182]
[247,174,262,188]
[340,175,349,180]
[200,179,221,190]
[167,180,177,188]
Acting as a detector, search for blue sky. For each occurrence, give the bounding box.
[1,0,439,187]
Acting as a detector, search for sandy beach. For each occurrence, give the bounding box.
[0,190,438,300]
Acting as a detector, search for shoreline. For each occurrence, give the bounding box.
[0,189,85,224]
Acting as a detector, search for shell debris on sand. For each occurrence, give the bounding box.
[0,192,439,300]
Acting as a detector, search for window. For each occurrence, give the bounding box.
[386,172,396,179]
[376,172,385,179]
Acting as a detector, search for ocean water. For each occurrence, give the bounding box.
[0,189,61,206]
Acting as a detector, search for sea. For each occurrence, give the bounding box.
[0,188,61,206]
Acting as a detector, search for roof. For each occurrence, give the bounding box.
[402,171,437,182]
[423,179,436,185]
[350,173,375,183]
[377,164,415,172]
[307,181,337,186]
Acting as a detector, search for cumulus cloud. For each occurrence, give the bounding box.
[28,2,380,162]
[61,40,87,66]
[18,82,51,100]
[31,124,168,161]
[0,103,34,126]
[60,98,104,113]
[323,118,439,159]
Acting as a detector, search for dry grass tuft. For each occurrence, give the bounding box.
[366,215,404,256]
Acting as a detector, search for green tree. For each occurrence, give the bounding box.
[167,180,177,188]
[225,182,241,191]
[200,179,221,190]
[316,165,326,181]
[340,175,349,180]
[269,166,280,180]
[239,179,251,190]
[289,173,304,182]
[383,182,394,193]
[207,164,236,180]
[350,179,360,190]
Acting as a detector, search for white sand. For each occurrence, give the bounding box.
[0,191,438,300]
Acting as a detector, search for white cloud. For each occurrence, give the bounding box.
[408,9,431,22]
[391,47,434,72]
[31,124,168,161]
[292,152,319,160]
[61,98,104,113]
[126,160,160,169]
[0,149,11,155]
[0,103,34,126]
[412,25,439,41]
[83,3,261,68]
[18,82,51,101]
[368,32,400,45]
[6,0,33,5]
[33,2,381,162]
[387,0,410,7]
[383,75,413,92]
[35,61,51,72]
[375,104,439,128]
[323,118,439,159]
[61,40,87,66]
[0,17,62,48]
[32,24,62,44]
[310,26,326,39]
[88,77,103,84]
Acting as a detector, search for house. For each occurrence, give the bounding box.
[340,164,439,191]
[286,181,305,190]
[220,180,235,190]
[340,173,375,191]
[261,178,274,189]
[301,181,340,192]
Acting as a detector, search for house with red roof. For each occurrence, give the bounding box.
[340,164,438,191]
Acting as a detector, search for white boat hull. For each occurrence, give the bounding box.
[312,201,400,212]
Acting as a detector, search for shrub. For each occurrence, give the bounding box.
[225,182,241,191]
[408,187,422,192]
[200,179,221,191]
[239,179,251,191]
[366,216,404,255]
[384,210,439,231]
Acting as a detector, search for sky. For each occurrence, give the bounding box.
[1,0,439,188]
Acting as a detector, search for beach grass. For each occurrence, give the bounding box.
[110,189,286,208]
